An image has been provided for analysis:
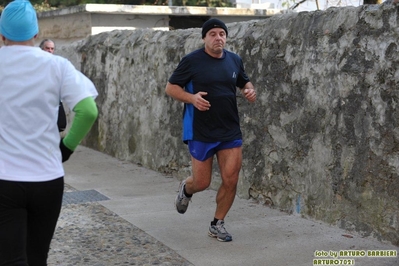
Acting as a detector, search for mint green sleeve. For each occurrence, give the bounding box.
[63,97,98,151]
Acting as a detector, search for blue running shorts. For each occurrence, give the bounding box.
[188,139,243,161]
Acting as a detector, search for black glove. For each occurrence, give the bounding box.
[60,138,73,162]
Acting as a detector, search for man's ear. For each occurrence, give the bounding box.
[34,34,38,39]
[1,35,5,41]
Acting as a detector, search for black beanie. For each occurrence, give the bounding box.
[201,18,228,38]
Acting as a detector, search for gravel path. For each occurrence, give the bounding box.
[47,184,192,266]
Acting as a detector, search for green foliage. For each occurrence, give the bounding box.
[282,0,296,8]
[172,0,233,7]
[34,1,57,11]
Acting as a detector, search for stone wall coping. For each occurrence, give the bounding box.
[37,4,283,18]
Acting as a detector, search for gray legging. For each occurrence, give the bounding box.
[0,177,64,266]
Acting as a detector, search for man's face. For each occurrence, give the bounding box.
[203,28,226,57]
[42,41,55,54]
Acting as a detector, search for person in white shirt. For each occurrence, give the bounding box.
[0,1,98,265]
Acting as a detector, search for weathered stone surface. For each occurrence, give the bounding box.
[59,4,399,246]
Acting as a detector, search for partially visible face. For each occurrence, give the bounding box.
[203,28,226,58]
[42,41,55,54]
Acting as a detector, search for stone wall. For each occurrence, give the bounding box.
[59,4,399,245]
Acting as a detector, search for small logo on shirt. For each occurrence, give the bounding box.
[232,72,236,78]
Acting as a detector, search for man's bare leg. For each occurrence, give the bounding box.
[184,156,213,195]
[175,156,214,214]
[214,147,242,220]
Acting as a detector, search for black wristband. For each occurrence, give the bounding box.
[60,138,73,163]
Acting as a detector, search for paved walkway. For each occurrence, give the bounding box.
[48,146,399,266]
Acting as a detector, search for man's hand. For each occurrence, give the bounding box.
[165,83,210,111]
[192,91,211,111]
[243,88,256,103]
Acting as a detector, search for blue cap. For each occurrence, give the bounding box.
[0,0,39,42]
